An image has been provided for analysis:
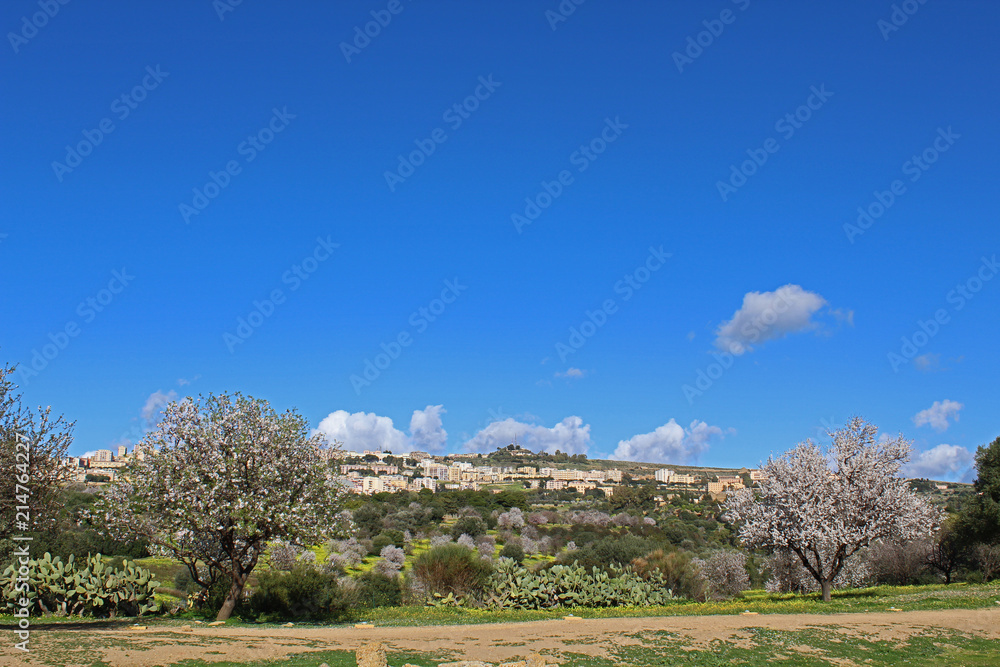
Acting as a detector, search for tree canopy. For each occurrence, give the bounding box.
[0,361,73,544]
[724,417,939,600]
[97,392,345,620]
[956,435,1000,547]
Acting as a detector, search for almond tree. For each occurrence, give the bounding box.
[0,361,74,543]
[97,392,344,620]
[724,417,938,601]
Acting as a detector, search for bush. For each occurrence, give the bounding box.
[451,516,487,539]
[869,539,932,585]
[563,534,656,571]
[697,550,749,600]
[410,543,493,600]
[247,566,353,621]
[631,549,707,601]
[266,541,303,571]
[371,530,405,555]
[357,571,402,608]
[499,543,525,563]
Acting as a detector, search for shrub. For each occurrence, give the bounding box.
[372,545,405,577]
[267,541,303,571]
[868,539,932,585]
[410,543,493,600]
[357,571,402,608]
[497,507,525,530]
[697,550,749,600]
[247,566,353,621]
[974,543,1000,581]
[499,543,525,563]
[631,549,707,601]
[451,516,487,539]
[563,534,656,571]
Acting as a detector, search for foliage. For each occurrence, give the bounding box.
[357,570,403,608]
[631,548,707,600]
[559,534,658,572]
[266,541,303,571]
[246,565,352,621]
[499,542,525,563]
[1,552,159,617]
[497,507,525,530]
[867,538,933,585]
[96,392,346,620]
[487,557,676,609]
[724,417,939,600]
[450,515,487,539]
[410,543,493,601]
[956,435,1000,547]
[373,545,405,578]
[973,543,1000,581]
[695,549,750,600]
[0,361,74,544]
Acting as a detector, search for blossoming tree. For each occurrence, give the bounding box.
[0,361,74,541]
[724,417,939,601]
[98,392,344,620]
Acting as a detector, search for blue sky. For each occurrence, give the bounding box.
[2,0,997,481]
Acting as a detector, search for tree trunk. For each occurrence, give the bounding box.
[215,578,245,621]
[820,579,832,602]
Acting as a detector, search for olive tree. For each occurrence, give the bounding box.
[724,417,938,601]
[0,361,74,543]
[97,392,344,620]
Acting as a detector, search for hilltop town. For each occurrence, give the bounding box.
[66,442,777,500]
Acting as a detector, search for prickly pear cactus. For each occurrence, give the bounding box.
[1,552,160,618]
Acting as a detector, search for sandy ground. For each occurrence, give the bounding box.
[6,607,1000,666]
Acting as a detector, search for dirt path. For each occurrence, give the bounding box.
[9,607,1000,666]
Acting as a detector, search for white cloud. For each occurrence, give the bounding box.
[612,418,725,464]
[902,444,974,481]
[555,367,586,379]
[409,405,448,452]
[315,406,450,454]
[913,400,963,432]
[714,284,831,355]
[315,410,410,453]
[914,354,940,372]
[141,390,177,424]
[464,416,591,455]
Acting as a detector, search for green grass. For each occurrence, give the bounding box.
[5,581,998,628]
